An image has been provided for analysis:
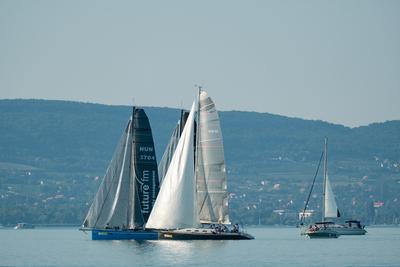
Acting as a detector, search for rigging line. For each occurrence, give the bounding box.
[299,151,324,225]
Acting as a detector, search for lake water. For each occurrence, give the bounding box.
[0,227,399,267]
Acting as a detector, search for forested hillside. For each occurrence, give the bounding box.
[0,99,399,226]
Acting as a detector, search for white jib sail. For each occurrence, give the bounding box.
[145,102,199,229]
[324,174,340,218]
[196,91,230,224]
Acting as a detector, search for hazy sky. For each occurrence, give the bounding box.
[1,0,399,127]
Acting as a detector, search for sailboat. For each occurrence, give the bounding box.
[301,138,366,238]
[80,107,160,240]
[146,90,253,240]
[81,91,253,240]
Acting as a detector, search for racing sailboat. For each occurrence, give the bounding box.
[80,107,160,240]
[146,90,253,240]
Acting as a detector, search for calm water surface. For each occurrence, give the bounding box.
[0,227,399,267]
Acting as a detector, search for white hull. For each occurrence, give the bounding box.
[300,223,366,236]
[334,227,366,235]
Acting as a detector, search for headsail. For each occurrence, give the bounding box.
[82,108,159,229]
[324,174,341,218]
[323,137,340,219]
[146,102,199,229]
[196,91,230,224]
[83,119,136,229]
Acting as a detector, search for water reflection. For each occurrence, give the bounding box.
[114,239,229,266]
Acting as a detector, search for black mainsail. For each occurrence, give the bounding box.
[132,108,160,223]
[82,107,159,230]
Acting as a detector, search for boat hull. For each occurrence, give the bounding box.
[334,228,367,235]
[82,228,254,241]
[90,229,159,240]
[306,229,339,238]
[159,229,254,240]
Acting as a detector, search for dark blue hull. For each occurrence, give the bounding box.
[91,229,159,240]
[83,228,254,241]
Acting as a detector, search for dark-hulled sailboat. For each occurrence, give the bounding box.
[80,107,160,240]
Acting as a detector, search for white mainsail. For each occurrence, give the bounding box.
[196,91,230,224]
[324,174,340,218]
[146,102,199,229]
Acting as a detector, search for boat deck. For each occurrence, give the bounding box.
[159,228,254,240]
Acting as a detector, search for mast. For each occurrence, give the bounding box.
[195,85,201,173]
[128,106,134,227]
[129,106,146,229]
[179,109,184,135]
[322,137,328,222]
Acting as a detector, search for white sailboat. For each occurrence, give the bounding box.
[302,138,366,238]
[303,138,340,238]
[146,90,253,240]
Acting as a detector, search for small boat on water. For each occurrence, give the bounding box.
[14,222,35,229]
[299,138,367,238]
[303,222,339,238]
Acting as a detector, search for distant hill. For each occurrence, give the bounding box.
[0,99,399,226]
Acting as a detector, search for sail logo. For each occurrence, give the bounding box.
[138,170,150,214]
[139,146,153,152]
[140,154,155,161]
[139,146,156,161]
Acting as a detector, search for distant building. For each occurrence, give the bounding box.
[298,210,314,220]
